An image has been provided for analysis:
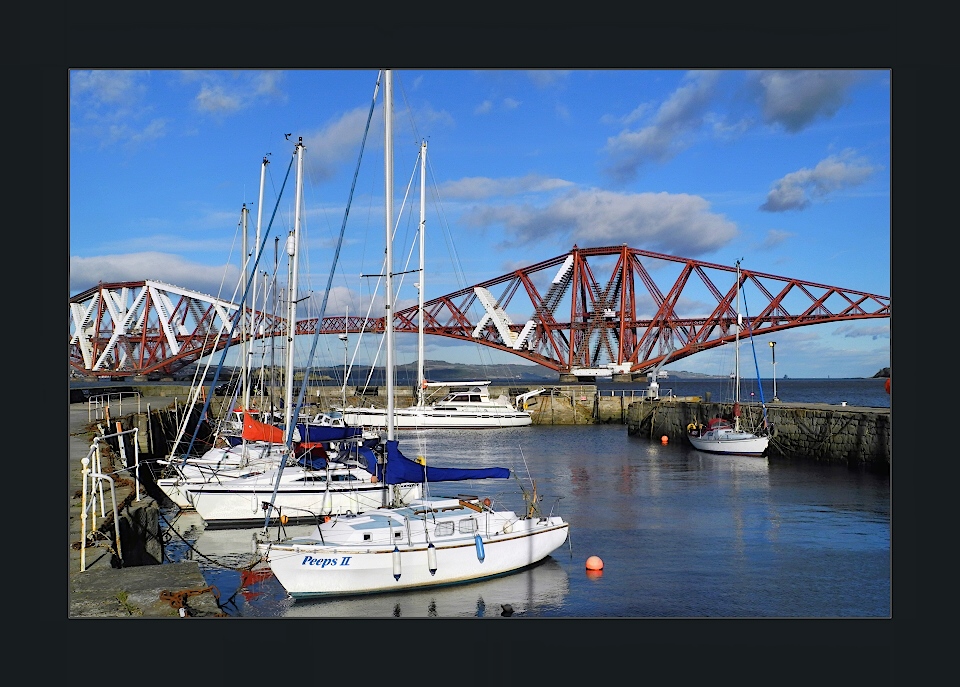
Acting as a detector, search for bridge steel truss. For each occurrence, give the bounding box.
[69,280,287,377]
[69,246,890,378]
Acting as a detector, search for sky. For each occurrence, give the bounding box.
[69,69,890,379]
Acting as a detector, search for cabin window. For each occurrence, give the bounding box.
[470,395,481,402]
[435,522,454,537]
[364,533,371,541]
[394,531,403,539]
[458,518,477,534]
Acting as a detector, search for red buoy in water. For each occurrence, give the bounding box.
[885,378,891,394]
[586,555,604,570]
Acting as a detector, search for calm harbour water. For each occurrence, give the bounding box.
[161,377,891,618]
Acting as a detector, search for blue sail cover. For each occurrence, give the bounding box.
[295,424,364,442]
[355,445,384,480]
[383,439,510,485]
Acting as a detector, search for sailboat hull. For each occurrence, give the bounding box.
[157,443,289,508]
[260,501,569,598]
[187,467,423,528]
[687,429,769,457]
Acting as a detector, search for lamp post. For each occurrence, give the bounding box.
[769,341,778,402]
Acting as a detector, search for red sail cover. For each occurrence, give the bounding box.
[242,412,286,443]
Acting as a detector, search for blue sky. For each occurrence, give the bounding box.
[69,69,890,379]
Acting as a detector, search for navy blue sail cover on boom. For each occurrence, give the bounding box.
[377,439,510,485]
[295,424,364,442]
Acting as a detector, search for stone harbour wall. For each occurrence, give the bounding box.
[626,399,890,469]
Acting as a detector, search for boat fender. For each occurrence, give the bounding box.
[392,546,402,581]
[427,543,438,576]
[474,534,486,563]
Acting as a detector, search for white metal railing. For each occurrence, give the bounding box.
[87,391,142,423]
[596,388,675,400]
[77,426,141,571]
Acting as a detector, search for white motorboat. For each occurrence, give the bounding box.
[687,260,770,457]
[258,70,569,599]
[336,136,543,430]
[340,381,543,430]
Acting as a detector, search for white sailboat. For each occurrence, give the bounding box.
[258,70,569,599]
[157,160,293,509]
[156,156,368,512]
[687,261,770,457]
[185,136,423,528]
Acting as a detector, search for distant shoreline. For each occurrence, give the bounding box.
[69,358,889,387]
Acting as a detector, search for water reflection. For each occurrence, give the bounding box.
[158,421,889,617]
[283,557,570,618]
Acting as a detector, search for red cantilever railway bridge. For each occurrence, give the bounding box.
[69,245,890,379]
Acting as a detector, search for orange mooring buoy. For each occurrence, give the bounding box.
[661,435,668,444]
[586,555,604,570]
[885,378,891,394]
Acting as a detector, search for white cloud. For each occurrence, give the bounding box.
[752,70,861,132]
[525,70,572,88]
[437,174,574,201]
[70,70,160,150]
[832,324,890,340]
[189,70,287,116]
[70,253,242,299]
[195,84,243,114]
[460,188,738,255]
[759,229,794,249]
[301,106,376,181]
[760,150,878,212]
[603,71,721,183]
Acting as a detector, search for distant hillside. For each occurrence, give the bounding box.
[406,360,726,382]
[179,360,728,384]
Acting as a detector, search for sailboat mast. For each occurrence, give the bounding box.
[417,140,426,406]
[734,260,742,431]
[246,155,269,411]
[283,139,305,445]
[341,305,349,409]
[271,236,279,412]
[384,70,395,442]
[736,260,744,406]
[241,204,249,410]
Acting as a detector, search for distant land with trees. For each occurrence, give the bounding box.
[173,360,891,384]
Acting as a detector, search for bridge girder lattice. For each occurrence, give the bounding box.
[69,245,890,378]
